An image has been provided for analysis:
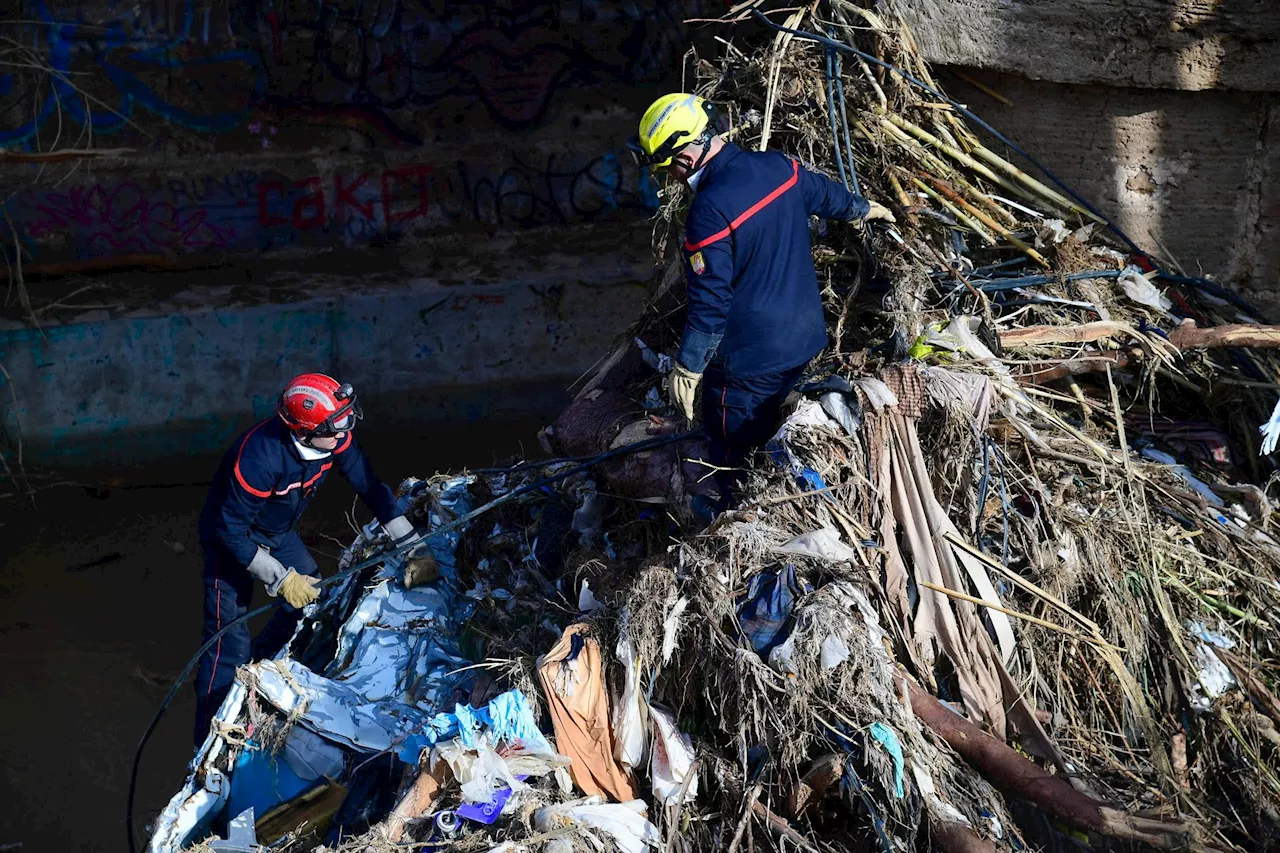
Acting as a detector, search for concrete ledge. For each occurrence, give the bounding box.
[0,257,650,466]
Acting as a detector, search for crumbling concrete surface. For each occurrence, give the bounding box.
[941,69,1280,319]
[895,0,1280,91]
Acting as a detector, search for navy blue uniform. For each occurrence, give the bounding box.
[677,144,868,505]
[194,417,399,742]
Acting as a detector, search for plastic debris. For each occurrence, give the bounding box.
[612,629,649,773]
[532,798,661,853]
[820,634,850,670]
[775,526,859,563]
[649,705,698,805]
[1119,265,1174,315]
[737,564,805,656]
[578,579,607,613]
[868,723,905,798]
[1259,396,1280,455]
[660,596,689,664]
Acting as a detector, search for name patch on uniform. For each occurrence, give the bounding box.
[689,251,706,275]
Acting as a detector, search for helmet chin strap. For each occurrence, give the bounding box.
[683,132,715,177]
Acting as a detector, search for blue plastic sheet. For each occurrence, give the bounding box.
[226,743,313,824]
[396,689,549,764]
[738,564,806,655]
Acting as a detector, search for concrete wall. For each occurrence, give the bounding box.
[0,222,653,464]
[0,1,708,464]
[896,0,1280,318]
[0,0,711,266]
[0,0,709,264]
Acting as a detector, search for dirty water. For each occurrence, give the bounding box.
[0,416,549,852]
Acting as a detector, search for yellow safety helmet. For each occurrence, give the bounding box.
[633,93,713,169]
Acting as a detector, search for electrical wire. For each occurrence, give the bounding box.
[125,430,693,853]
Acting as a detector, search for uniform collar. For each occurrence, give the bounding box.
[693,141,739,190]
[292,435,332,461]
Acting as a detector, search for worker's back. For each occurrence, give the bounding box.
[683,143,865,378]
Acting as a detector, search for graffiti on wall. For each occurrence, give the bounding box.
[16,150,660,257]
[1,0,708,148]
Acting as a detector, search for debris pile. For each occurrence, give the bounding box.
[154,3,1280,852]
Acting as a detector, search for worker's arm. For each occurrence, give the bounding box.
[797,164,871,222]
[212,440,272,568]
[333,434,402,526]
[212,436,293,593]
[677,201,736,373]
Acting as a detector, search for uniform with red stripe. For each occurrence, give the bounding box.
[677,141,868,377]
[198,416,398,564]
[676,141,869,508]
[193,376,410,745]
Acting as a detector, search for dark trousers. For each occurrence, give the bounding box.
[702,362,807,509]
[194,531,318,745]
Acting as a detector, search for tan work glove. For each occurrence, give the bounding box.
[668,362,702,422]
[860,200,896,225]
[277,569,320,609]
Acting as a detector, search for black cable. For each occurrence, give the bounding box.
[748,9,1263,316]
[833,53,861,197]
[125,430,692,853]
[824,45,849,190]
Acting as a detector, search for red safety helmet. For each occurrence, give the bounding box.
[278,373,363,437]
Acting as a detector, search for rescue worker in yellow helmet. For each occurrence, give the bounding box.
[633,93,895,510]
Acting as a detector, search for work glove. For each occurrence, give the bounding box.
[856,200,896,226]
[383,515,422,549]
[247,546,290,590]
[668,362,702,422]
[277,569,321,609]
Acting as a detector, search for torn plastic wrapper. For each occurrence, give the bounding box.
[533,797,661,853]
[1187,621,1238,712]
[650,705,698,805]
[612,627,649,773]
[774,526,859,563]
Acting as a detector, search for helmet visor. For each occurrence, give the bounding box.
[310,385,363,437]
[627,131,693,169]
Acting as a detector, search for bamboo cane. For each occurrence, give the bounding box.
[926,176,1050,266]
[879,112,1065,216]
[911,177,997,244]
[969,143,1106,224]
[867,118,1019,225]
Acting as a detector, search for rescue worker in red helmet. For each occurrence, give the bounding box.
[193,373,418,743]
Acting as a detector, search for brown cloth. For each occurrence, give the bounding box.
[537,623,639,802]
[868,406,1067,770]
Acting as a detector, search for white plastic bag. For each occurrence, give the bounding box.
[533,797,661,853]
[612,630,649,772]
[774,526,858,562]
[1119,265,1173,316]
[649,706,698,805]
[435,736,521,804]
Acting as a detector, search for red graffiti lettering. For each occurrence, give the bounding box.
[336,173,375,220]
[292,177,325,229]
[382,165,433,224]
[257,180,289,227]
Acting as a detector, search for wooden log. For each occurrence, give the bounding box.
[905,678,1223,852]
[1000,319,1280,351]
[999,321,1136,348]
[1013,351,1137,384]
[1168,319,1280,349]
[385,761,453,842]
